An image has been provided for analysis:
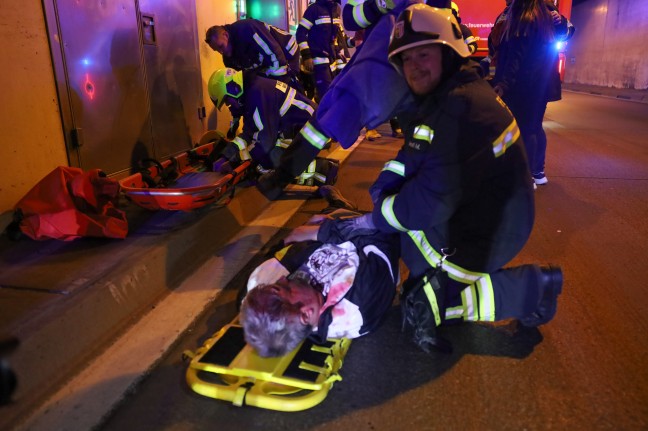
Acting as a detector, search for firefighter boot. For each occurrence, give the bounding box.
[319,185,358,211]
[519,265,563,327]
[400,273,452,354]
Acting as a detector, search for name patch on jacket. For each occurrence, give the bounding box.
[275,81,288,93]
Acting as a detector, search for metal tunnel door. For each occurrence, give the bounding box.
[53,0,154,174]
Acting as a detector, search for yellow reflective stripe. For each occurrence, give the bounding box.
[252,33,270,54]
[292,99,315,115]
[315,17,339,25]
[380,195,409,232]
[232,137,251,161]
[265,65,289,76]
[352,3,371,28]
[280,88,297,116]
[464,35,477,45]
[286,37,298,56]
[313,173,326,183]
[299,41,310,50]
[383,160,405,176]
[239,148,251,161]
[413,125,434,143]
[232,136,247,151]
[299,18,313,29]
[407,231,485,284]
[461,285,479,321]
[296,160,318,184]
[275,139,289,149]
[313,57,330,65]
[477,276,496,321]
[492,119,520,157]
[253,108,263,132]
[445,305,464,320]
[422,279,442,326]
[301,122,328,150]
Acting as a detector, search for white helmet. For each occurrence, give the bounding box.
[388,4,470,73]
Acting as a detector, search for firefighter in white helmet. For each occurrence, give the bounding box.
[340,4,563,353]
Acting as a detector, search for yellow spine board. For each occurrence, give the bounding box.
[185,319,351,411]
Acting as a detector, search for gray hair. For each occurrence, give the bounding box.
[239,284,314,357]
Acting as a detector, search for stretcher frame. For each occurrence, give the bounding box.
[183,318,351,411]
[119,140,251,211]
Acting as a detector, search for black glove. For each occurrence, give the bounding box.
[226,117,240,140]
[331,214,378,240]
[256,169,293,200]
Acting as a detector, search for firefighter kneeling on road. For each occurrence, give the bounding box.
[333,5,564,353]
[208,68,339,186]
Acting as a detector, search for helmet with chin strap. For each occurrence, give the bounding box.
[207,68,244,110]
[388,4,470,74]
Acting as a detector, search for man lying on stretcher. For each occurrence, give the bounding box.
[239,187,400,357]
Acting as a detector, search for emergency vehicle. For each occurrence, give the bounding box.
[458,0,573,81]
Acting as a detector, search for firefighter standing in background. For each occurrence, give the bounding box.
[354,5,563,352]
[450,1,478,55]
[297,0,345,102]
[208,68,338,186]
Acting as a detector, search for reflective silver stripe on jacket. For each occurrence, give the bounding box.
[301,121,329,150]
[380,195,409,232]
[382,160,405,176]
[413,124,434,143]
[348,0,371,28]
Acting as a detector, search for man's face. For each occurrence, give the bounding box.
[401,44,443,96]
[208,28,231,56]
[268,277,322,326]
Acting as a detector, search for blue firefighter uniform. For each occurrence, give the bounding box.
[229,73,316,170]
[222,19,300,86]
[369,61,546,325]
[296,0,344,101]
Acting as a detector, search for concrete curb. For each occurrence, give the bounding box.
[10,140,362,431]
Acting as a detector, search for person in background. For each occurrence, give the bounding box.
[296,0,345,102]
[343,4,563,353]
[488,0,572,186]
[450,1,478,55]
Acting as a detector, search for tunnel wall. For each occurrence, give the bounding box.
[566,0,648,89]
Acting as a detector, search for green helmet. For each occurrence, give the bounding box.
[208,68,244,110]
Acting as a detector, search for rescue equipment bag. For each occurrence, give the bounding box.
[8,166,128,241]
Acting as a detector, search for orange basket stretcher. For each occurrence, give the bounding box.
[119,141,251,211]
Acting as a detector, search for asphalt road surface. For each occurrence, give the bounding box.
[100,92,648,431]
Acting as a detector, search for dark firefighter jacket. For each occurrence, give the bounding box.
[297,0,343,62]
[232,74,316,169]
[222,19,299,81]
[369,62,535,281]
